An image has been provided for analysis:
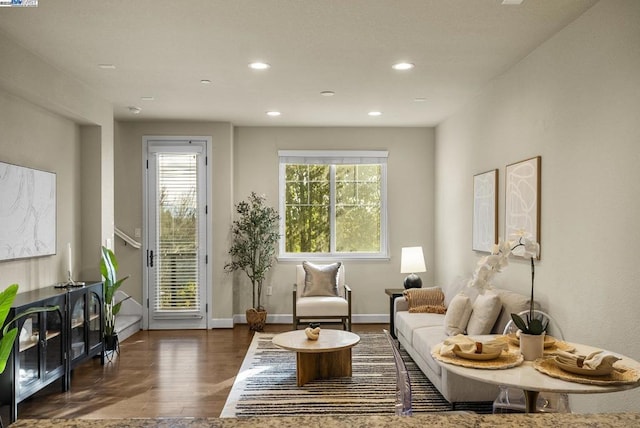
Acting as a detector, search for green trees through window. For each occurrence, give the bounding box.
[156,153,199,311]
[283,163,383,255]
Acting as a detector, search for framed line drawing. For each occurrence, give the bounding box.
[505,156,541,256]
[472,169,498,252]
[0,161,57,261]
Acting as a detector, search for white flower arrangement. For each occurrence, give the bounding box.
[468,230,544,334]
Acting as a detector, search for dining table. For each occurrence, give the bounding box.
[432,335,640,413]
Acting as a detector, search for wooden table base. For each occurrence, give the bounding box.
[296,348,352,386]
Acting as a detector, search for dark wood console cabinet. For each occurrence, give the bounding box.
[0,282,104,423]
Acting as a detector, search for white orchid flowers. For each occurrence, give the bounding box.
[468,231,539,293]
[468,231,543,334]
[510,229,540,259]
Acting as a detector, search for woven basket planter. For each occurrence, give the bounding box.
[246,308,267,331]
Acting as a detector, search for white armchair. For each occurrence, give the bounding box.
[292,262,352,331]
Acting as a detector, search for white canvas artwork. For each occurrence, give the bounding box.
[505,156,540,248]
[0,162,56,261]
[472,169,498,252]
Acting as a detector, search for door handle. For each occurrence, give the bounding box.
[148,250,154,267]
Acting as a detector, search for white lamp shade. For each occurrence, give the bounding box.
[400,246,426,273]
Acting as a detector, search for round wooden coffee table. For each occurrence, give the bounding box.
[272,329,360,386]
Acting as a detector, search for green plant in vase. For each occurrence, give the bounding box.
[224,192,280,331]
[101,246,129,351]
[508,234,542,334]
[468,231,542,333]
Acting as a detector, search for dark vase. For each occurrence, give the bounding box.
[403,273,423,289]
[104,333,119,351]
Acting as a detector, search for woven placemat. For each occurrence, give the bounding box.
[534,357,640,385]
[432,348,524,370]
[497,334,576,354]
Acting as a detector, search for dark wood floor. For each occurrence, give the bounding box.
[11,324,387,420]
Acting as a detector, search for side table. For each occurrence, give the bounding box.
[384,288,405,339]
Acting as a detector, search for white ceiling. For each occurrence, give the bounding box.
[0,0,597,126]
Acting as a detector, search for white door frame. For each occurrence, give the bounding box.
[142,135,213,330]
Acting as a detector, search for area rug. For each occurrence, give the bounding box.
[220,332,493,417]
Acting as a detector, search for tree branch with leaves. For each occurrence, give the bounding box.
[225,192,280,311]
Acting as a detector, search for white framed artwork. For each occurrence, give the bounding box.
[505,156,541,256]
[472,169,498,252]
[0,161,56,261]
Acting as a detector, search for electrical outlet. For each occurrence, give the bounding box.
[266,286,273,296]
[134,228,142,238]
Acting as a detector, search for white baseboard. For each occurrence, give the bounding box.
[214,313,388,328]
[353,313,389,324]
[210,318,234,328]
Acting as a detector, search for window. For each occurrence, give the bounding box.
[279,150,388,259]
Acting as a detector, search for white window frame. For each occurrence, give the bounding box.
[278,150,389,260]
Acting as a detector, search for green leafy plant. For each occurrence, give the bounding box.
[224,192,280,311]
[0,284,58,374]
[101,246,130,338]
[511,299,548,335]
[509,234,542,335]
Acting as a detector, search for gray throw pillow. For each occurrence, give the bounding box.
[302,261,341,297]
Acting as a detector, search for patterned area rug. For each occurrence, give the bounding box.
[220,332,493,417]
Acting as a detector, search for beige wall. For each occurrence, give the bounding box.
[435,0,640,413]
[0,92,81,290]
[234,127,435,320]
[114,121,235,325]
[0,32,114,293]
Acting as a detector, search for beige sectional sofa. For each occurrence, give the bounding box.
[394,287,534,405]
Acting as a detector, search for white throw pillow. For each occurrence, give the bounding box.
[444,293,473,336]
[466,292,502,335]
[492,288,538,335]
[301,261,341,297]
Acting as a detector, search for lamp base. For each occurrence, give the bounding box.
[403,273,422,289]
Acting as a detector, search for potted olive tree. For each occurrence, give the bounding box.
[100,246,129,354]
[225,192,280,331]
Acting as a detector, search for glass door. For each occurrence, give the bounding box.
[16,300,64,396]
[145,138,209,329]
[69,294,86,360]
[87,290,102,351]
[17,313,40,389]
[43,303,64,381]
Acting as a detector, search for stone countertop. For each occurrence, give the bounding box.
[8,413,640,428]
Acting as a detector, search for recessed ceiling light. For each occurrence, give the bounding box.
[502,0,524,4]
[368,111,382,117]
[413,97,427,102]
[141,96,155,101]
[98,64,116,69]
[266,111,281,117]
[200,79,212,85]
[392,62,415,71]
[128,106,142,114]
[320,91,335,97]
[249,62,271,70]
